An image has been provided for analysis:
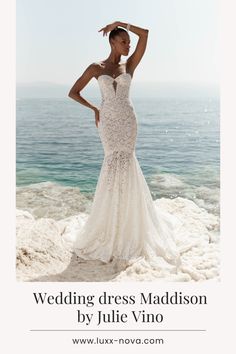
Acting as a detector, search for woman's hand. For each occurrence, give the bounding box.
[98,22,118,36]
[94,107,100,128]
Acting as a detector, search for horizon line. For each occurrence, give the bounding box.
[16,80,220,86]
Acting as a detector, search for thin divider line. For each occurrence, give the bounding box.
[30,329,206,332]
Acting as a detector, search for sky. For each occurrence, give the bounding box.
[16,0,219,85]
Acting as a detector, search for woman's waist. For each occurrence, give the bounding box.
[100,98,134,108]
[101,96,132,103]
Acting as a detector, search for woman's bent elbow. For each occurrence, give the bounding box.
[68,90,78,98]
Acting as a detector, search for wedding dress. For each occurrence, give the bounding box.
[62,72,183,270]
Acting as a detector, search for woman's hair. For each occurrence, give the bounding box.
[109,27,128,43]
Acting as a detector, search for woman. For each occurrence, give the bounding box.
[64,21,182,271]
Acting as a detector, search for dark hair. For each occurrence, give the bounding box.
[109,27,128,43]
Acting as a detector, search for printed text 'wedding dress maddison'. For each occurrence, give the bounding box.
[62,72,183,270]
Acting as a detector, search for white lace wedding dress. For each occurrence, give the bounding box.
[63,72,183,270]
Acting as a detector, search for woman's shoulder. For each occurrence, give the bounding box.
[88,61,106,77]
[82,62,102,78]
[89,62,105,72]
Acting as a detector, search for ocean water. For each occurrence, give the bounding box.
[16,95,220,217]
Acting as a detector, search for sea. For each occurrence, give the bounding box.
[16,93,220,219]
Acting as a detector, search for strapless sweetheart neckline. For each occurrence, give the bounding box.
[97,72,132,81]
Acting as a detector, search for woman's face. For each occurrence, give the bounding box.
[111,33,131,56]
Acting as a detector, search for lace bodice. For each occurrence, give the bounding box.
[97,72,132,103]
[97,72,137,156]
